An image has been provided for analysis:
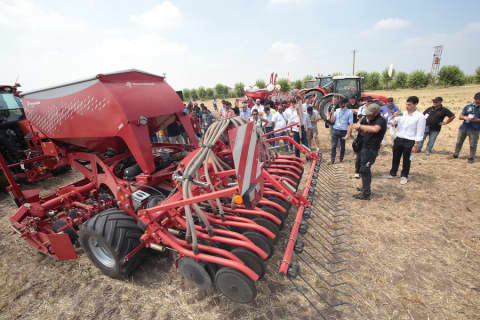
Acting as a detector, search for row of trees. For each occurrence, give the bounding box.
[359,65,480,90]
[182,66,480,101]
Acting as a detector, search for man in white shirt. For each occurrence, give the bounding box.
[285,98,307,157]
[385,96,426,185]
[273,105,288,151]
[251,99,264,115]
[283,102,296,152]
[263,106,275,142]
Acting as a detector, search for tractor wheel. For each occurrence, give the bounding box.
[318,96,334,121]
[305,90,324,105]
[231,247,266,279]
[252,217,280,240]
[243,230,273,259]
[79,209,146,279]
[215,267,257,303]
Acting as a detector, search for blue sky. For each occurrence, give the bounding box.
[1,0,479,92]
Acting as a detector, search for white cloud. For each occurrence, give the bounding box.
[361,18,411,36]
[0,0,78,29]
[271,41,300,63]
[130,1,182,29]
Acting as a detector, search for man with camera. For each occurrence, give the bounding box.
[350,103,386,200]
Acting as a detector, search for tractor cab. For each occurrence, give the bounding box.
[0,85,28,165]
[331,76,362,100]
[304,76,333,89]
[0,85,25,124]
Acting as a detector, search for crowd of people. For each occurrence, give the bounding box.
[161,91,480,201]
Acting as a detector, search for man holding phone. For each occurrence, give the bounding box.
[453,92,480,163]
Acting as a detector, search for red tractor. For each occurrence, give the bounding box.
[0,83,69,203]
[299,75,333,97]
[302,75,388,120]
[2,69,321,303]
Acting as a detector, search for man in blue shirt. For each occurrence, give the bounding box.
[329,98,353,164]
[379,97,399,150]
[453,92,480,163]
[239,102,251,119]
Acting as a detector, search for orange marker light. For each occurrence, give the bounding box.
[233,195,243,205]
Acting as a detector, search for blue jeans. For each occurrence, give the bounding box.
[330,129,347,162]
[417,129,439,153]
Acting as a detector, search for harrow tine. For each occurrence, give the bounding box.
[288,278,329,320]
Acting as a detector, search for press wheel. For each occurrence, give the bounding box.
[215,267,257,303]
[243,230,273,259]
[231,247,266,279]
[178,257,213,290]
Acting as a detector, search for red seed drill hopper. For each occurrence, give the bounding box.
[5,69,322,303]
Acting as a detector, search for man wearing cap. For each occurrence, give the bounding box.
[350,103,386,200]
[386,96,426,185]
[453,92,480,163]
[329,98,353,164]
[418,97,455,153]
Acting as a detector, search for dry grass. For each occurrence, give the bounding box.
[0,85,479,320]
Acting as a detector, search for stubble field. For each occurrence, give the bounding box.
[0,85,479,320]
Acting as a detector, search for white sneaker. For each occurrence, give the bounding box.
[354,173,360,179]
[400,177,408,185]
[383,174,394,179]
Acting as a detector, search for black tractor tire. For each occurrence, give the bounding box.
[318,96,334,121]
[304,90,324,103]
[79,209,146,279]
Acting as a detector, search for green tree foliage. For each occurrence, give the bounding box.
[215,84,228,98]
[255,79,267,89]
[234,82,245,97]
[476,66,480,84]
[381,67,396,89]
[303,75,313,81]
[197,87,207,100]
[292,79,303,89]
[190,88,199,100]
[205,88,214,99]
[438,65,465,86]
[277,78,291,93]
[464,75,476,84]
[183,88,191,101]
[407,70,429,88]
[364,72,381,90]
[394,72,408,88]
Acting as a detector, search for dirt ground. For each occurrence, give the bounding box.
[1,85,479,320]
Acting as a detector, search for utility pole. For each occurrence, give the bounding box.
[352,49,356,75]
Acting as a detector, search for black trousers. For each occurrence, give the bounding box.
[355,152,361,174]
[359,148,378,195]
[390,137,415,178]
